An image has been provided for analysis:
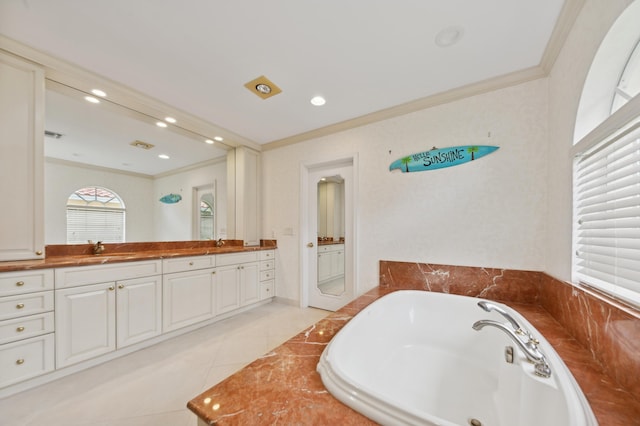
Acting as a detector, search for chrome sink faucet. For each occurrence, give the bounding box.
[473,305,552,378]
[215,238,225,247]
[89,240,105,255]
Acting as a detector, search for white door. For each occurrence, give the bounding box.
[305,162,355,311]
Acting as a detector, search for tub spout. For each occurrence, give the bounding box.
[473,319,552,378]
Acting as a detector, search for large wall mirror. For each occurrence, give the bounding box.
[44,80,232,244]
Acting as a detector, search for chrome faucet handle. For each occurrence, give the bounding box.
[477,301,524,333]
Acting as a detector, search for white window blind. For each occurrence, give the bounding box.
[67,207,125,244]
[574,123,640,307]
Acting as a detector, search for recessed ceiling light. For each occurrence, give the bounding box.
[158,154,170,159]
[205,139,214,145]
[91,89,107,97]
[84,96,100,104]
[310,96,326,106]
[255,83,272,94]
[435,26,464,47]
[214,136,224,142]
[156,121,168,128]
[164,117,176,123]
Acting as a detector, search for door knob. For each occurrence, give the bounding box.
[307,242,314,248]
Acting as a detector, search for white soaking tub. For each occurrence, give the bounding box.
[317,290,597,426]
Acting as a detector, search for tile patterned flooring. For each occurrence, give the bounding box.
[0,302,328,426]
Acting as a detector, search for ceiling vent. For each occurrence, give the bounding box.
[130,140,155,150]
[244,75,282,99]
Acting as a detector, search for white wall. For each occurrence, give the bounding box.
[545,0,635,281]
[153,159,227,241]
[263,79,549,303]
[44,160,155,244]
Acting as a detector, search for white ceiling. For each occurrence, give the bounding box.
[1,0,567,147]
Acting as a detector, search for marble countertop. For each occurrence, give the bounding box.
[187,286,640,425]
[0,241,276,273]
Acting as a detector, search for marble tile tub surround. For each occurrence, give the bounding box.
[188,279,640,425]
[380,260,640,403]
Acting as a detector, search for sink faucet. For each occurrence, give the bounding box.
[472,319,552,378]
[90,240,105,255]
[216,238,225,248]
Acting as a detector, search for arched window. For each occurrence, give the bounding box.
[572,1,640,308]
[66,186,125,244]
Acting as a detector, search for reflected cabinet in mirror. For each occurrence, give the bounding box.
[316,176,345,296]
[44,80,231,244]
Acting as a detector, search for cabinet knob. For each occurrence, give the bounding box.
[16,281,25,287]
[16,303,25,309]
[16,359,25,365]
[189,262,194,266]
[108,286,115,291]
[35,250,43,256]
[212,271,216,275]
[118,284,125,289]
[16,326,25,332]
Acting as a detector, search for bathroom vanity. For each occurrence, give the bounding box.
[0,243,276,396]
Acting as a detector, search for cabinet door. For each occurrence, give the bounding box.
[0,52,45,261]
[318,252,332,282]
[116,275,162,348]
[55,282,116,368]
[240,262,260,306]
[216,264,240,314]
[163,269,215,332]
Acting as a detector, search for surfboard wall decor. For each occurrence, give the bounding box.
[389,145,499,173]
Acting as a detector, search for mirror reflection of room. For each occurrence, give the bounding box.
[317,176,345,296]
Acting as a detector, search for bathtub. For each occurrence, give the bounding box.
[316,291,597,426]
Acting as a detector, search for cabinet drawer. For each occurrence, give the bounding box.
[0,312,54,345]
[259,250,275,261]
[260,260,274,271]
[318,244,344,253]
[0,291,54,321]
[216,252,258,266]
[55,260,162,288]
[162,255,216,274]
[260,270,275,282]
[0,333,54,388]
[260,280,274,300]
[0,269,54,297]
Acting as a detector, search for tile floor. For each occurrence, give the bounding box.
[0,302,328,426]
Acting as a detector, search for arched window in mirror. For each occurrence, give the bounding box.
[66,186,125,244]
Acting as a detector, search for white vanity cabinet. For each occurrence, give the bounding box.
[54,260,162,368]
[259,250,275,300]
[318,244,345,284]
[162,255,217,333]
[215,252,260,314]
[0,51,45,261]
[0,269,54,388]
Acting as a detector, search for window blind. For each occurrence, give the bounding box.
[574,124,640,307]
[67,207,125,244]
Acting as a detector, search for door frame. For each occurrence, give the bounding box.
[299,154,358,308]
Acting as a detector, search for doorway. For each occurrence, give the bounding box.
[301,158,356,311]
[192,183,216,240]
